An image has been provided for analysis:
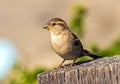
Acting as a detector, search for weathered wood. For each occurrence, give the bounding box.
[37,55,120,84]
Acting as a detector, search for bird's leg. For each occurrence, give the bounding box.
[70,59,77,66]
[58,59,65,68]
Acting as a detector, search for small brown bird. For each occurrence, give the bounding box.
[43,18,101,67]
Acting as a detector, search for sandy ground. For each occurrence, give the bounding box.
[0,0,120,68]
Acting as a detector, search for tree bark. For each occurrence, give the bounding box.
[37,55,120,84]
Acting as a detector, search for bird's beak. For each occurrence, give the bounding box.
[43,24,51,30]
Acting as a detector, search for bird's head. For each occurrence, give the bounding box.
[43,18,68,34]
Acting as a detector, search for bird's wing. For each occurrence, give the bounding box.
[72,33,83,49]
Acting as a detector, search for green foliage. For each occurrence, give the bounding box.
[70,4,120,60]
[77,56,92,62]
[90,38,120,56]
[8,64,47,84]
[70,4,87,37]
[77,38,120,62]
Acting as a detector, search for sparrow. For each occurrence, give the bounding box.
[43,18,101,67]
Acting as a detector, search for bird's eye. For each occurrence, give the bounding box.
[52,23,56,26]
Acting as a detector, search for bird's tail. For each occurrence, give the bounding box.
[82,49,102,59]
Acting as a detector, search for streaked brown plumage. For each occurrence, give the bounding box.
[43,18,101,67]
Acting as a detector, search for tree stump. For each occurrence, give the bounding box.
[37,55,120,84]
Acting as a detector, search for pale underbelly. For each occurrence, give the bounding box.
[50,33,82,60]
[51,42,82,60]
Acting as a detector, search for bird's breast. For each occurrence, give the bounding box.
[50,32,82,60]
[50,33,73,55]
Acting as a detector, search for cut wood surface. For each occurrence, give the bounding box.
[37,55,120,84]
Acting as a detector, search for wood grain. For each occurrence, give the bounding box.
[37,55,120,84]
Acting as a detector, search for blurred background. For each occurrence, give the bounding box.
[0,0,120,84]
